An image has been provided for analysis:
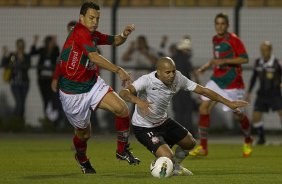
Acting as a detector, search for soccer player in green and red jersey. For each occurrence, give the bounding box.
[190,13,252,157]
[56,2,140,174]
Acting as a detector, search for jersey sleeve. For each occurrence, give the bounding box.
[132,75,148,92]
[75,28,97,55]
[232,34,248,59]
[177,71,197,91]
[94,31,115,45]
[52,61,61,80]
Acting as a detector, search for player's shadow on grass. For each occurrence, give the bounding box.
[22,173,80,180]
[100,172,149,179]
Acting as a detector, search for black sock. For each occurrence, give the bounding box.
[256,126,265,140]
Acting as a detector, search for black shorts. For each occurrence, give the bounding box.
[132,118,188,155]
[254,96,282,112]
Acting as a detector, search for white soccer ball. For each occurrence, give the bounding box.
[150,157,174,178]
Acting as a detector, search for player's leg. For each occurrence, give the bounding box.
[74,124,91,162]
[73,124,96,173]
[59,91,95,174]
[234,111,252,143]
[189,100,216,156]
[98,91,140,165]
[172,132,195,176]
[252,96,267,145]
[252,111,265,145]
[132,124,174,159]
[161,119,195,176]
[191,80,222,156]
[272,96,282,128]
[176,132,196,162]
[233,110,253,157]
[222,88,252,156]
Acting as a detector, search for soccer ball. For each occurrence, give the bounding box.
[150,157,174,178]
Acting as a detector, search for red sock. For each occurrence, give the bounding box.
[73,135,88,163]
[240,115,252,143]
[198,114,210,150]
[115,116,130,153]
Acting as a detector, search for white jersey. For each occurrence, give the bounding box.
[131,70,197,128]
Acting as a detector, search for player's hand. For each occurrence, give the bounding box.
[197,62,212,74]
[51,79,58,92]
[137,100,153,116]
[117,67,132,87]
[228,100,248,112]
[122,24,135,37]
[280,83,282,88]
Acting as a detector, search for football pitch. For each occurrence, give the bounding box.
[1,134,282,184]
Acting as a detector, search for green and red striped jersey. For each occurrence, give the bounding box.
[58,22,114,94]
[211,32,248,89]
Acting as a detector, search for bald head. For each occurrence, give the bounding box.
[260,41,272,61]
[156,57,175,70]
[156,57,176,86]
[261,41,272,51]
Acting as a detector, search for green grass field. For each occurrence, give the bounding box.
[1,134,282,184]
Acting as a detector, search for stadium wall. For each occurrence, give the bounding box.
[0,7,281,129]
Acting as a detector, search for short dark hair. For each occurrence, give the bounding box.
[215,13,229,25]
[67,21,77,28]
[80,2,100,16]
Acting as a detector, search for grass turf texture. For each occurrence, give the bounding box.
[0,135,282,184]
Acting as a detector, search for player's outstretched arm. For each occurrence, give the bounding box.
[193,84,248,111]
[114,24,135,46]
[210,57,248,66]
[197,61,212,74]
[88,52,131,86]
[119,85,152,116]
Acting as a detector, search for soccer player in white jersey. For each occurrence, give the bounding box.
[119,57,248,176]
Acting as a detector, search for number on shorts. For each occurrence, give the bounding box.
[147,132,154,137]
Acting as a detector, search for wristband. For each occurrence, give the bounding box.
[121,32,127,38]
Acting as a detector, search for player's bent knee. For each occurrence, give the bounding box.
[75,128,91,141]
[184,138,196,150]
[179,133,196,150]
[190,138,196,149]
[199,103,209,114]
[83,132,91,140]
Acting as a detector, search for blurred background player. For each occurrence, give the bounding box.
[57,2,139,174]
[246,41,282,145]
[190,13,252,157]
[119,57,248,176]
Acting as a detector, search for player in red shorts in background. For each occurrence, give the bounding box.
[55,2,140,174]
[190,13,252,157]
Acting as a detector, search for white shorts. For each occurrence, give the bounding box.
[200,80,245,111]
[59,76,111,129]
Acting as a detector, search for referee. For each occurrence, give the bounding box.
[246,41,282,145]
